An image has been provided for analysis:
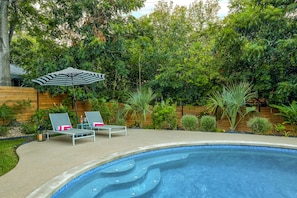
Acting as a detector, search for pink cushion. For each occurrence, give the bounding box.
[56,125,72,131]
[93,122,104,127]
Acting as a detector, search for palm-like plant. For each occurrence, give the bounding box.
[123,88,156,128]
[206,82,257,131]
[270,101,297,133]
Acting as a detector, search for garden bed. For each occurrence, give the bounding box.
[0,127,33,140]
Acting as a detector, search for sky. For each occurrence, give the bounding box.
[133,0,230,18]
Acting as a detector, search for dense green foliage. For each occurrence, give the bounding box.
[215,0,297,105]
[89,98,125,125]
[199,115,217,132]
[6,0,297,108]
[181,115,199,131]
[0,138,28,176]
[247,117,272,134]
[152,100,177,129]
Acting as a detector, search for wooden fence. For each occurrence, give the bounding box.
[0,86,285,132]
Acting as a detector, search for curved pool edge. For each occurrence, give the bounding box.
[27,140,297,198]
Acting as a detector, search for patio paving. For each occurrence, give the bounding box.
[1,129,297,198]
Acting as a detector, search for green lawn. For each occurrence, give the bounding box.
[0,138,28,176]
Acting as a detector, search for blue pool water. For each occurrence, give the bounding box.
[52,145,297,198]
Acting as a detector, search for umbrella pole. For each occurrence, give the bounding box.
[73,95,79,124]
[72,84,79,124]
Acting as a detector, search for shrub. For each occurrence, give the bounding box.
[200,115,217,132]
[0,126,9,136]
[21,122,38,134]
[0,104,16,126]
[270,101,297,133]
[152,100,177,130]
[47,104,76,125]
[181,115,198,131]
[89,99,126,125]
[0,100,31,126]
[247,117,272,134]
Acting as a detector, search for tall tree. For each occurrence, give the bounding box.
[0,0,10,86]
[10,0,146,101]
[1,0,55,86]
[214,0,297,105]
[144,0,221,104]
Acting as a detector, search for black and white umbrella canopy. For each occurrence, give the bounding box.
[32,67,105,86]
[32,67,105,122]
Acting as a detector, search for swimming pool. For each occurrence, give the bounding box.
[52,145,297,198]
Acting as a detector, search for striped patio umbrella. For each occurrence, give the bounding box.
[32,67,105,122]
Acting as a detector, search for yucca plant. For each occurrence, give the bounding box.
[123,88,156,128]
[270,101,297,133]
[206,82,257,131]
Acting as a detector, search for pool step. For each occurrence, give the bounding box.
[101,159,136,175]
[100,168,161,198]
[137,153,189,169]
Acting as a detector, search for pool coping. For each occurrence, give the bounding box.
[27,139,297,198]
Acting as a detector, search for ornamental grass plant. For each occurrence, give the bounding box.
[181,115,199,131]
[200,115,217,132]
[247,117,272,135]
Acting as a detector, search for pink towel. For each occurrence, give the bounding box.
[93,122,104,127]
[56,125,72,131]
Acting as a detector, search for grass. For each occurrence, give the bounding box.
[0,138,28,176]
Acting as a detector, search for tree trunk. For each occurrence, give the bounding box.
[0,0,11,86]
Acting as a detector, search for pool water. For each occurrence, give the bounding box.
[52,145,297,198]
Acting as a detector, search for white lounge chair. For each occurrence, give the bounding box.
[85,111,127,138]
[47,113,95,145]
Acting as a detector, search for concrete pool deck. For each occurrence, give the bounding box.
[1,129,297,198]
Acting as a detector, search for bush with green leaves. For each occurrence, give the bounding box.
[200,115,217,132]
[270,101,297,133]
[47,104,76,124]
[21,122,38,134]
[274,123,286,135]
[0,104,15,126]
[89,98,113,123]
[247,117,272,134]
[152,101,177,130]
[181,115,199,131]
[0,100,31,126]
[0,126,9,136]
[89,98,126,125]
[28,109,51,132]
